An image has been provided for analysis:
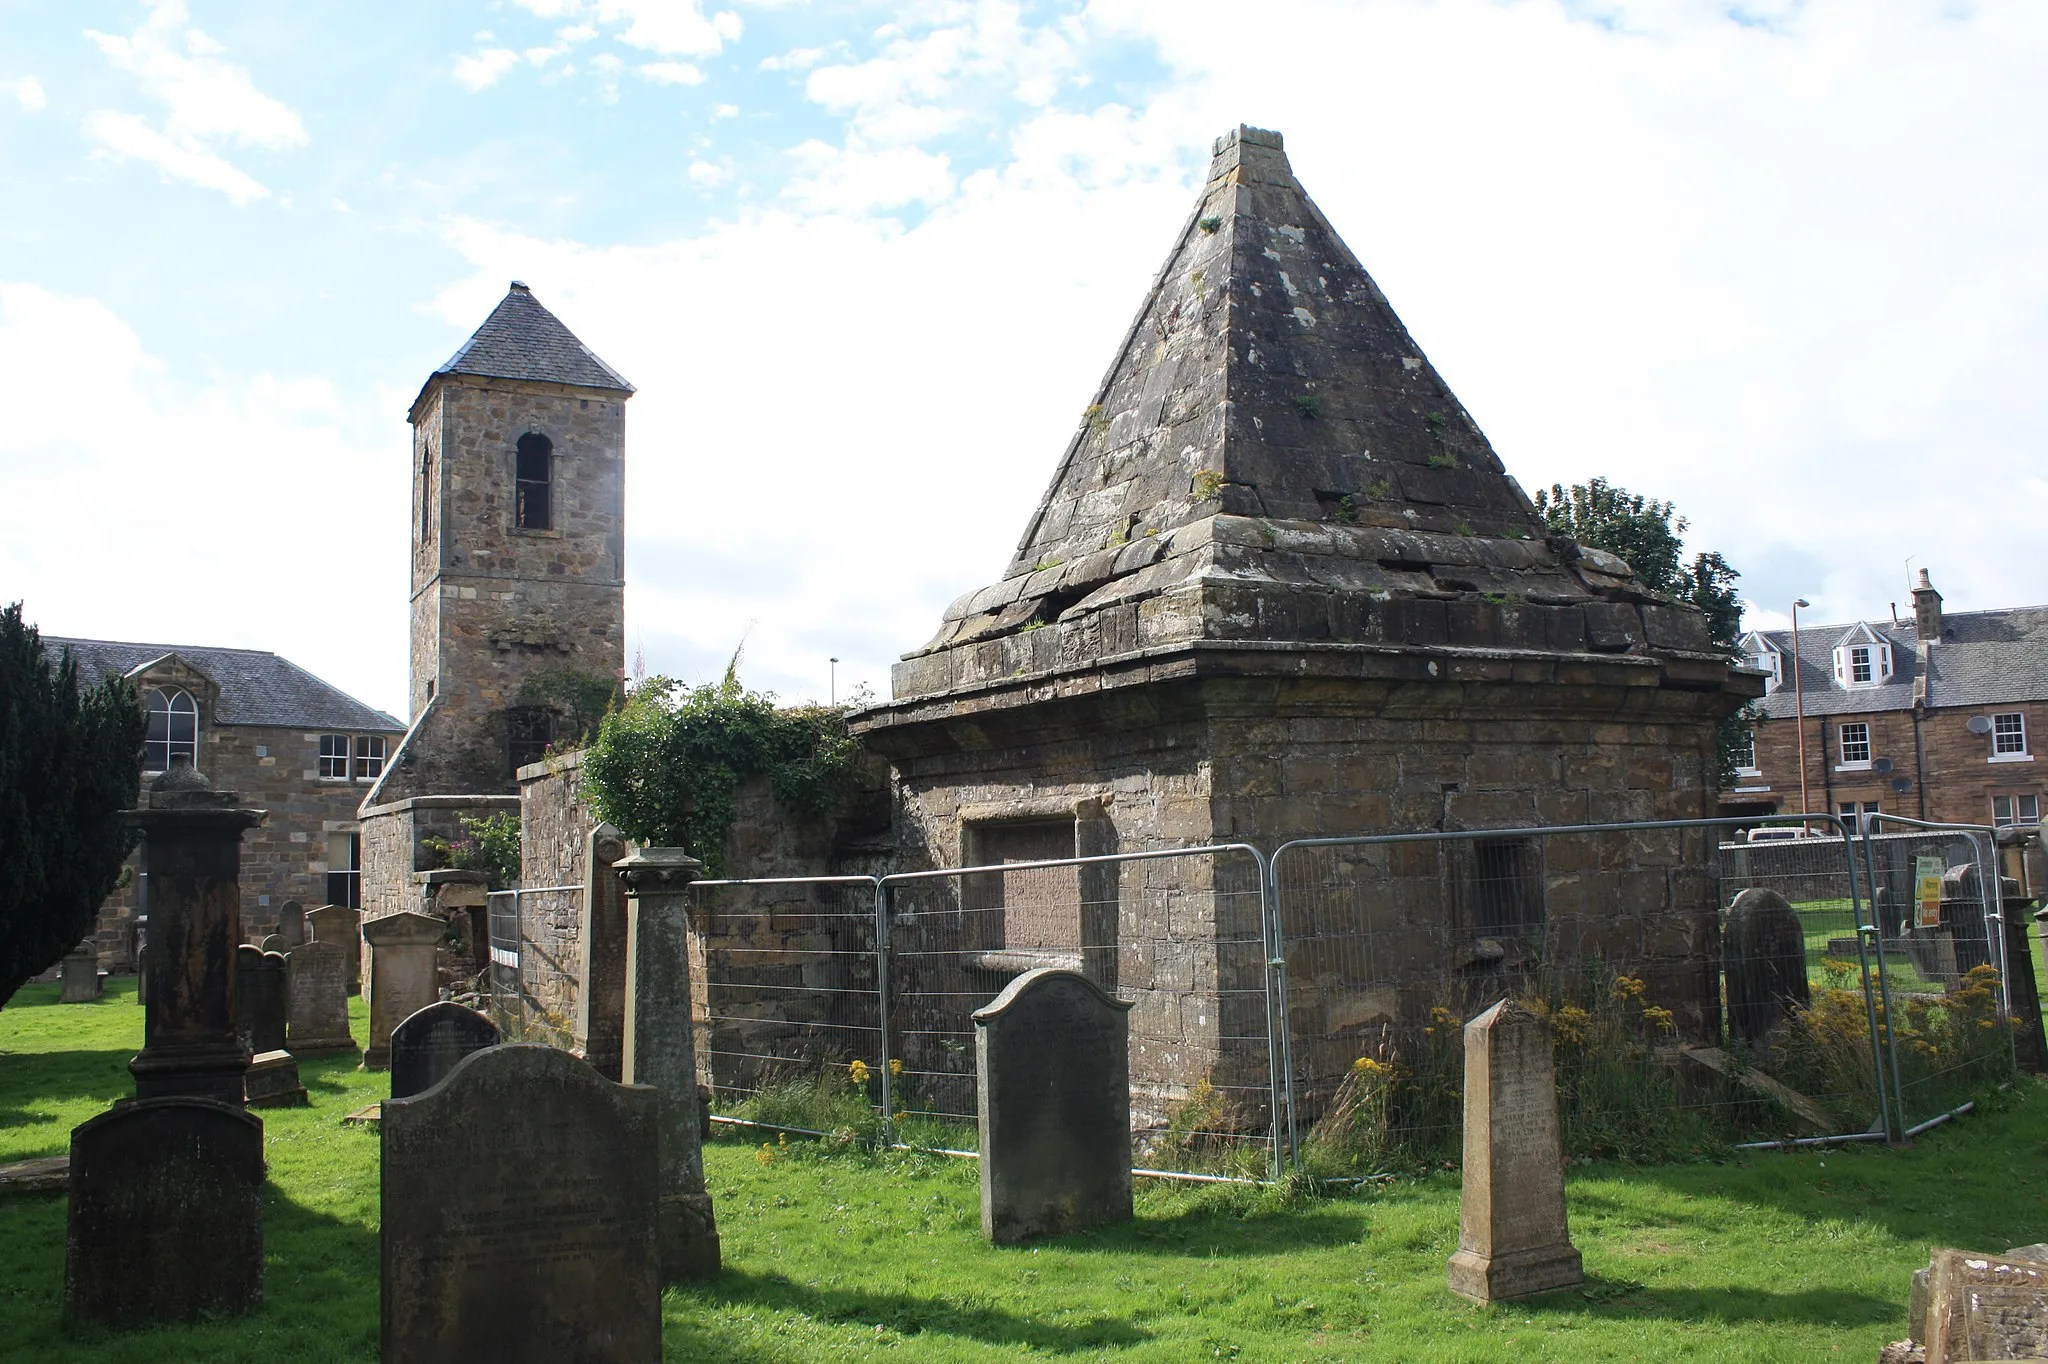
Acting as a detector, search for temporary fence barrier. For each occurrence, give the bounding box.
[593,813,2021,1182]
[485,883,581,1046]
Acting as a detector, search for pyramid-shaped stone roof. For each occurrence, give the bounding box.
[412,282,632,417]
[874,127,1735,710]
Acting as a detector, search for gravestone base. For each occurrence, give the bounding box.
[660,1192,722,1282]
[1446,1243,1584,1305]
[244,1051,307,1108]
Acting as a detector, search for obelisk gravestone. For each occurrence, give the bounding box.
[1446,999,1582,1304]
[973,967,1135,1245]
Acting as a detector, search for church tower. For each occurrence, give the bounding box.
[400,281,631,795]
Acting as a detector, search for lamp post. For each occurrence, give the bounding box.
[829,657,839,705]
[1792,598,1812,823]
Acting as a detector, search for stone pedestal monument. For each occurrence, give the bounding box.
[362,911,447,1070]
[1446,999,1582,1304]
[127,758,266,1105]
[618,846,721,1283]
[59,942,103,1002]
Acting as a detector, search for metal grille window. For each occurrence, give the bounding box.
[318,734,350,779]
[1994,794,2041,827]
[506,706,555,776]
[1467,837,1544,937]
[1994,712,2028,756]
[515,432,552,531]
[144,687,198,772]
[353,734,387,780]
[1839,722,1872,765]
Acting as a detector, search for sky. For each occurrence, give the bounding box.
[2,0,2044,720]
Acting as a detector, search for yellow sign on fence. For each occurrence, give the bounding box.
[1915,855,1946,929]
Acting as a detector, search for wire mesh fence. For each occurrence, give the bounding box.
[485,884,581,1047]
[517,812,2024,1183]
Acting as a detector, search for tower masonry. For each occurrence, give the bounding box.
[394,281,631,798]
[358,282,630,924]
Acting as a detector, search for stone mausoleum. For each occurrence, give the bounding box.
[850,127,1759,1113]
[358,282,631,938]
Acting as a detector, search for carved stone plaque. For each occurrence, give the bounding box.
[1925,1248,2048,1363]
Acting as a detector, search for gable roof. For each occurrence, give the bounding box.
[45,637,405,733]
[1749,606,2048,718]
[411,281,633,418]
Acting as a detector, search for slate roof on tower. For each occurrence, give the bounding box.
[877,126,1739,709]
[412,281,633,417]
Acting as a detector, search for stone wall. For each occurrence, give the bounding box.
[93,720,386,970]
[357,795,520,923]
[513,751,597,1029]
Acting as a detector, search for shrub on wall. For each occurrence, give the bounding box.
[580,672,863,877]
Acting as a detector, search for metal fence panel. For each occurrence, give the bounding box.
[484,884,581,1046]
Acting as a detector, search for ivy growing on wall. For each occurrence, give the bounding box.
[580,669,864,876]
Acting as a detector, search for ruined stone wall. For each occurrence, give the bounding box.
[357,795,520,925]
[515,751,596,1029]
[93,721,387,970]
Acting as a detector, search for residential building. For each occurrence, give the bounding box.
[51,637,406,968]
[1722,571,2048,834]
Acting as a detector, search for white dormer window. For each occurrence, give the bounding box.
[1738,632,1782,692]
[1830,625,1893,689]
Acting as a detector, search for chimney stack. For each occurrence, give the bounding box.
[1912,568,1944,643]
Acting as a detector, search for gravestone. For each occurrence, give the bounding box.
[576,824,631,1082]
[307,903,362,994]
[381,1045,660,1363]
[1722,888,1811,1046]
[236,944,289,1054]
[618,846,721,1281]
[1923,1247,2048,1363]
[1446,999,1582,1304]
[59,942,103,1002]
[286,938,357,1056]
[972,967,1135,1245]
[390,1001,499,1100]
[277,900,306,949]
[127,759,266,1104]
[260,934,288,954]
[63,1096,263,1326]
[236,944,305,1106]
[361,911,446,1070]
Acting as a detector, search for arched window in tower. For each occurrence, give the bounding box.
[515,432,552,530]
[419,448,434,545]
[144,687,198,772]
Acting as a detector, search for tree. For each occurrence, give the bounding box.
[0,603,146,1007]
[1534,479,1756,785]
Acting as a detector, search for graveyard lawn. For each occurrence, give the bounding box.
[7,981,2048,1362]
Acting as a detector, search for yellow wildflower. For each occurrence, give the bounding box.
[1641,1006,1675,1032]
[889,1058,904,1078]
[1552,1004,1591,1045]
[849,1059,871,1084]
[1431,1006,1460,1028]
[1351,1056,1391,1078]
[755,1144,775,1166]
[1610,976,1646,1002]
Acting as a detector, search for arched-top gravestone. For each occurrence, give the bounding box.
[973,967,1134,1245]
[390,1001,500,1100]
[64,1096,264,1326]
[381,1044,660,1363]
[1723,888,1811,1046]
[236,944,288,1055]
[277,900,306,949]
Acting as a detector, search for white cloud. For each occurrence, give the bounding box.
[687,158,730,185]
[80,0,303,202]
[3,76,46,111]
[783,140,955,214]
[638,61,705,85]
[82,110,271,203]
[595,0,742,57]
[453,47,520,90]
[710,102,739,119]
[760,46,830,72]
[0,281,403,713]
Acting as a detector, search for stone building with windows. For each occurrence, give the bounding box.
[356,281,631,923]
[1725,570,2048,833]
[51,637,404,968]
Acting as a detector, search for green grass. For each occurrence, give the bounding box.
[7,977,2048,1361]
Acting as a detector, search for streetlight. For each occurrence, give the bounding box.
[829,657,839,706]
[1791,598,1812,822]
